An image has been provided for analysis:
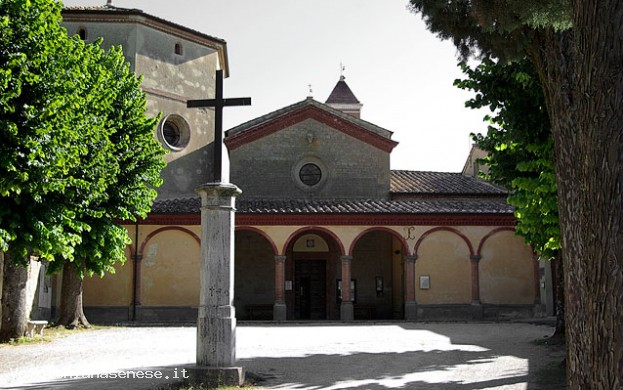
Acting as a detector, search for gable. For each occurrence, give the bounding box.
[225,99,398,153]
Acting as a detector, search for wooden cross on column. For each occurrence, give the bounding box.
[187,69,251,182]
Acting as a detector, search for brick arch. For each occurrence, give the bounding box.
[138,226,200,257]
[477,227,517,256]
[235,226,279,255]
[349,227,411,256]
[413,226,475,257]
[283,226,345,256]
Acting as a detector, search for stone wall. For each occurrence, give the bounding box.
[229,119,391,200]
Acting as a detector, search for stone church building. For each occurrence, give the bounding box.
[57,4,542,323]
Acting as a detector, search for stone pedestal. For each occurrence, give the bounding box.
[193,183,243,386]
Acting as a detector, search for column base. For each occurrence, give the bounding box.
[273,303,287,321]
[405,302,418,321]
[197,309,236,367]
[340,301,354,321]
[185,366,245,388]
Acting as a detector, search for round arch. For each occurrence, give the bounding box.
[413,226,475,257]
[477,227,517,255]
[235,226,279,255]
[139,226,200,257]
[349,227,411,256]
[283,226,345,256]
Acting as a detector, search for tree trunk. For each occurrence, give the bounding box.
[531,3,623,387]
[553,252,565,337]
[0,253,29,342]
[57,261,90,329]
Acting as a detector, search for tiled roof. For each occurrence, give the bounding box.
[151,197,513,215]
[391,170,508,195]
[325,77,361,104]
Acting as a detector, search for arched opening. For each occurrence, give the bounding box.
[285,229,343,320]
[234,229,276,320]
[351,230,405,320]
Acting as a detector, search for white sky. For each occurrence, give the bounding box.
[62,0,489,173]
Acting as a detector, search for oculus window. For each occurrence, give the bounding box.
[299,163,322,186]
[159,115,190,151]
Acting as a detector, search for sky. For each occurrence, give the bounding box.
[61,0,490,173]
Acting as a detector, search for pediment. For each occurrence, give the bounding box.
[224,99,398,152]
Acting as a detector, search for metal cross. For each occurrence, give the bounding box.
[187,69,251,182]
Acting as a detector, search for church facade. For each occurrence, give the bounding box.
[59,5,541,323]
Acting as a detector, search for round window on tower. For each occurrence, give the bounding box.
[299,163,322,187]
[159,114,190,151]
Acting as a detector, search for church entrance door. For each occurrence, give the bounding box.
[294,259,326,320]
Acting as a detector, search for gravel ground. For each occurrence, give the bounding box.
[0,322,565,389]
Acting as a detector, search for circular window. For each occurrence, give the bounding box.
[159,115,190,151]
[299,163,322,186]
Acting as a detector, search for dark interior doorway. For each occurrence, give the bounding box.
[294,259,326,319]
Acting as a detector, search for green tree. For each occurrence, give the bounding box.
[0,0,165,339]
[455,57,564,335]
[409,1,622,387]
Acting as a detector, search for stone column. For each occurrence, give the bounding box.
[470,255,482,305]
[340,255,354,321]
[404,255,418,320]
[273,255,287,321]
[190,183,243,386]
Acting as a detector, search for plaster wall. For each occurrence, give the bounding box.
[140,228,200,306]
[83,248,133,306]
[229,119,391,200]
[479,231,535,304]
[415,231,472,304]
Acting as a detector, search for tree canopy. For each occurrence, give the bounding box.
[455,58,559,259]
[0,0,165,273]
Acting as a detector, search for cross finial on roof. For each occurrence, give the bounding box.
[340,62,345,81]
[307,84,313,98]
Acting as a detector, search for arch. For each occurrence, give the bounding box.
[235,226,278,255]
[413,227,474,257]
[283,226,345,256]
[349,227,411,256]
[139,226,200,257]
[477,227,517,255]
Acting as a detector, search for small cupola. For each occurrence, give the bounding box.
[325,75,363,118]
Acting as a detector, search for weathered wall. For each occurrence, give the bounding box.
[415,230,472,304]
[229,119,391,200]
[62,20,218,199]
[83,248,134,306]
[479,231,535,304]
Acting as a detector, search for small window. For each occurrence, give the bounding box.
[78,28,87,40]
[299,163,322,186]
[174,43,183,55]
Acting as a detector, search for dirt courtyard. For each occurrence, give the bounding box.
[0,321,566,389]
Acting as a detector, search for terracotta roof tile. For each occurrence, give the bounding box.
[390,170,508,195]
[151,197,513,215]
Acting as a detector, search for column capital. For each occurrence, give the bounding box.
[274,255,287,263]
[470,255,482,262]
[405,255,418,263]
[340,255,353,263]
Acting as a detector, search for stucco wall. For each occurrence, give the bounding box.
[415,230,472,304]
[83,248,133,306]
[229,119,391,200]
[479,230,535,304]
